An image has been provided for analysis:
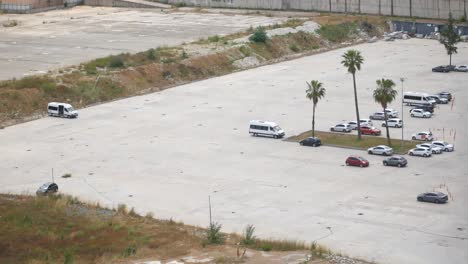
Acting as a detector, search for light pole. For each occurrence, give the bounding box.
[400,77,406,150]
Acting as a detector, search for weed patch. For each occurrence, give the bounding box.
[316,22,358,43]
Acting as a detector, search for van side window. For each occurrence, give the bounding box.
[48,106,58,111]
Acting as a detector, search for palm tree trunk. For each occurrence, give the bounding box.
[383,109,391,146]
[312,104,316,137]
[449,53,452,66]
[352,73,362,140]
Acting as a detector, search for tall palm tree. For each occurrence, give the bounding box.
[306,80,326,137]
[373,78,398,146]
[341,49,364,140]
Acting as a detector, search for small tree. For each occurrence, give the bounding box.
[249,27,268,43]
[305,80,326,137]
[373,79,398,146]
[439,12,461,66]
[341,50,364,140]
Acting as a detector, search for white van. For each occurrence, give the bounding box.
[249,120,285,138]
[47,102,78,118]
[403,92,436,106]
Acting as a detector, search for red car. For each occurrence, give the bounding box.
[359,125,381,136]
[345,156,369,167]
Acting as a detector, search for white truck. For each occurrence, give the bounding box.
[249,120,285,138]
[47,102,78,118]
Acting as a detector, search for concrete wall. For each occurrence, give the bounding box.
[167,0,468,19]
[0,0,82,13]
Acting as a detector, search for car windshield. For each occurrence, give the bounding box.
[66,107,74,112]
[272,126,281,132]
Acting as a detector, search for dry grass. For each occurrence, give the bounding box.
[0,194,202,263]
[287,130,417,154]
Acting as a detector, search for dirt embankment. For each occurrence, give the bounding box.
[0,193,374,264]
[0,15,387,128]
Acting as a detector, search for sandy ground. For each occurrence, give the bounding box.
[0,6,285,80]
[1,39,468,264]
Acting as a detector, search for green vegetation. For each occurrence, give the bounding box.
[289,44,299,52]
[206,222,224,244]
[373,78,398,146]
[287,131,416,154]
[249,27,268,43]
[241,224,255,245]
[316,22,358,43]
[440,12,461,66]
[341,49,365,140]
[306,80,326,137]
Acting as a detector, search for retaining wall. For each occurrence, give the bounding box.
[1,0,82,13]
[167,0,468,19]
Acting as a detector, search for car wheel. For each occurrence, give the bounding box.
[417,197,423,202]
[360,164,363,167]
[423,154,427,157]
[434,199,440,204]
[331,128,335,131]
[409,152,414,156]
[382,124,386,127]
[368,150,373,155]
[346,162,349,166]
[411,114,414,117]
[383,162,388,166]
[397,163,402,168]
[384,152,389,156]
[425,138,430,141]
[423,115,427,118]
[412,136,416,140]
[253,133,257,137]
[432,150,436,154]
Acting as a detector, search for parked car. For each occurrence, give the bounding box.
[432,141,455,152]
[383,156,407,167]
[359,125,381,136]
[408,147,432,157]
[455,65,468,72]
[382,118,403,128]
[369,112,387,120]
[384,108,399,118]
[427,95,448,104]
[36,182,59,196]
[299,137,321,147]
[347,119,373,130]
[417,192,448,204]
[330,123,352,133]
[345,156,369,167]
[416,143,443,154]
[437,92,452,101]
[411,131,433,141]
[410,109,432,118]
[432,65,455,72]
[410,104,434,113]
[367,145,393,156]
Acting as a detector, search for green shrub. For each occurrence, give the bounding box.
[239,46,251,56]
[259,243,272,251]
[316,22,358,43]
[147,48,157,60]
[180,50,189,59]
[108,56,124,68]
[241,224,255,245]
[122,245,137,257]
[64,249,74,264]
[61,173,72,178]
[249,27,268,43]
[208,35,221,43]
[460,15,467,22]
[206,222,223,244]
[289,44,299,52]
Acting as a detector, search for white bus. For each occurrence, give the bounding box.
[403,92,436,106]
[249,120,285,138]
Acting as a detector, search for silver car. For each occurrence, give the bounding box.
[409,147,432,157]
[431,141,455,152]
[330,123,352,133]
[369,112,387,120]
[367,145,393,156]
[416,143,443,154]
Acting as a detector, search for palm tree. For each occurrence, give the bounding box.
[306,80,326,137]
[341,49,364,140]
[373,78,398,146]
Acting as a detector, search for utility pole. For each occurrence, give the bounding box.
[51,168,55,183]
[208,195,212,226]
[400,78,406,150]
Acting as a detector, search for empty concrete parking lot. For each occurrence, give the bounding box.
[1,39,467,263]
[0,6,284,80]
